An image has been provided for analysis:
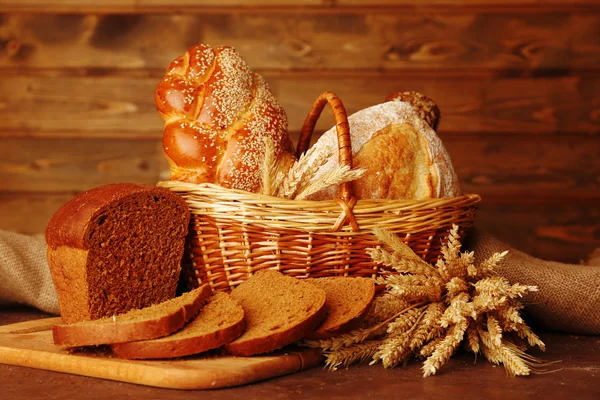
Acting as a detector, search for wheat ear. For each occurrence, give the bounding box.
[294,166,366,200]
[280,145,332,199]
[260,137,276,195]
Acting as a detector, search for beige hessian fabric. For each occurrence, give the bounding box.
[465,227,600,335]
[0,230,59,314]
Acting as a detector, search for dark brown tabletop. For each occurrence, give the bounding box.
[1,306,599,400]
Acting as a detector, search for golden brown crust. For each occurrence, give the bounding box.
[47,247,91,323]
[304,101,461,201]
[353,123,436,200]
[46,183,168,250]
[110,292,246,359]
[52,285,211,347]
[156,44,294,192]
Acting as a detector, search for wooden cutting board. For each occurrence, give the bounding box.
[0,317,324,390]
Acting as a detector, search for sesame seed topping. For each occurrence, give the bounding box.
[159,44,291,191]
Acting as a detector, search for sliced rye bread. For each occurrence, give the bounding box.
[224,270,327,357]
[53,285,211,347]
[305,277,376,340]
[46,183,190,324]
[110,292,245,359]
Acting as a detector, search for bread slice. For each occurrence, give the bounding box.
[110,292,245,359]
[46,183,190,324]
[224,270,327,357]
[52,285,211,347]
[305,277,375,340]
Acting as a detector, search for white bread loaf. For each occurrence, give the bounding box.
[304,101,461,201]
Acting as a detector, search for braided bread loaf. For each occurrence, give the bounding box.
[156,44,295,192]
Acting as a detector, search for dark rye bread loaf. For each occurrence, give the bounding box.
[110,292,245,359]
[46,183,190,324]
[225,270,327,357]
[305,277,375,340]
[53,285,211,347]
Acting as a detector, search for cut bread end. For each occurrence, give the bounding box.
[110,292,245,359]
[305,277,376,340]
[224,270,327,357]
[52,284,212,347]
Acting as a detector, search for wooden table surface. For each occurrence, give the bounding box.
[1,307,599,400]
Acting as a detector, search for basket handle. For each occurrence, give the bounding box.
[296,91,359,231]
[296,91,354,203]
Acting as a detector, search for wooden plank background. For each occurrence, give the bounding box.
[0,1,598,263]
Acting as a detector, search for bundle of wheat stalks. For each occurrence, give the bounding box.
[261,139,366,199]
[305,225,551,377]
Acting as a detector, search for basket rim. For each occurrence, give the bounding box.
[158,180,480,236]
[158,180,481,208]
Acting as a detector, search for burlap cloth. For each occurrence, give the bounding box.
[0,230,60,314]
[464,228,600,335]
[0,228,598,334]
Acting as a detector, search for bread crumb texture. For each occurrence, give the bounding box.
[226,270,326,355]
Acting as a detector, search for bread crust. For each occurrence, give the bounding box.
[46,183,182,250]
[111,318,245,360]
[110,293,246,359]
[156,44,295,192]
[303,101,461,201]
[52,285,211,347]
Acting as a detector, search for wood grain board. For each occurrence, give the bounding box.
[0,317,325,390]
[1,12,599,72]
[2,0,600,14]
[1,75,598,136]
[2,134,599,197]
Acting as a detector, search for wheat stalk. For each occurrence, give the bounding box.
[466,322,481,355]
[372,229,422,262]
[487,315,503,347]
[305,322,388,352]
[386,307,422,334]
[471,250,509,278]
[325,340,383,371]
[368,248,439,277]
[419,336,444,358]
[260,137,277,196]
[376,273,432,289]
[364,293,410,325]
[515,323,546,351]
[279,145,332,199]
[422,319,469,377]
[294,165,366,200]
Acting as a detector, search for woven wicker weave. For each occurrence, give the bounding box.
[159,92,481,292]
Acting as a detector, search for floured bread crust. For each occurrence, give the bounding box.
[305,101,461,200]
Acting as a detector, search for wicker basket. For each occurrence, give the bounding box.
[159,92,481,292]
